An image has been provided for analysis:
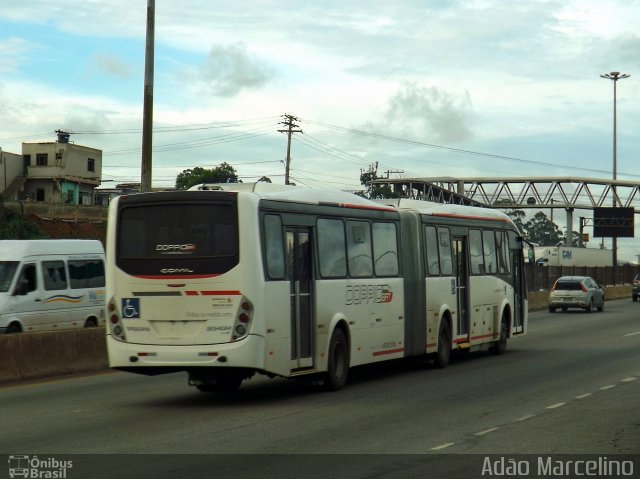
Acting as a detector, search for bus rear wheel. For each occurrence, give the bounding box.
[324,328,349,391]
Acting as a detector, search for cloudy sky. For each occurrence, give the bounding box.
[1,1,639,259]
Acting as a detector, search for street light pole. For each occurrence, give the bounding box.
[600,71,630,267]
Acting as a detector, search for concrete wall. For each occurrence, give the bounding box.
[0,328,107,384]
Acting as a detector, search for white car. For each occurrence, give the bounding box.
[548,276,604,313]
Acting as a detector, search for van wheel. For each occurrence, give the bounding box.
[433,320,451,368]
[84,318,98,328]
[324,328,349,391]
[6,323,21,334]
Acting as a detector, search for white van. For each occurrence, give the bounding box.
[0,240,106,333]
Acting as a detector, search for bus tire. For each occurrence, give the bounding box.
[324,328,349,391]
[433,320,451,369]
[490,315,508,355]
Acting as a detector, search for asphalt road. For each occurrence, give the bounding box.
[2,299,639,478]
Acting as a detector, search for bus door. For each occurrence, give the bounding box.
[286,227,314,369]
[452,237,469,337]
[511,237,526,334]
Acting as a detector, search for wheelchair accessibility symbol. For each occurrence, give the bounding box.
[122,298,140,318]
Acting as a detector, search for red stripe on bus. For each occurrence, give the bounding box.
[472,333,499,341]
[134,274,221,280]
[200,290,242,295]
[340,203,397,212]
[372,347,404,357]
[431,212,509,223]
[454,333,499,344]
[184,291,199,296]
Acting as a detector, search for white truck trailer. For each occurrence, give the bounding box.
[531,246,612,267]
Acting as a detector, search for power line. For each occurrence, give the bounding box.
[299,117,640,179]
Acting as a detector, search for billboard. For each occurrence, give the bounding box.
[593,207,635,238]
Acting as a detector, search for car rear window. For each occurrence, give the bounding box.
[555,281,582,291]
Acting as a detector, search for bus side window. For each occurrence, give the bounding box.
[346,220,373,278]
[496,231,510,273]
[425,226,440,276]
[438,228,453,275]
[482,230,497,274]
[372,222,398,276]
[317,218,346,278]
[263,215,285,280]
[469,229,484,275]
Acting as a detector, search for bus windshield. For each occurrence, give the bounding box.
[0,261,19,292]
[116,202,239,277]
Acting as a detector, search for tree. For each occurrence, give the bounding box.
[358,162,395,199]
[494,199,526,236]
[175,162,240,189]
[523,211,562,246]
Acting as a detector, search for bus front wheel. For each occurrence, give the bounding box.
[324,328,349,391]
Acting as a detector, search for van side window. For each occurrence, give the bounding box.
[42,261,68,291]
[68,259,105,288]
[15,264,37,295]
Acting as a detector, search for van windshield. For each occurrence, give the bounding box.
[0,261,19,292]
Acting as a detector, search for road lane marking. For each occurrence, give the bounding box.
[516,414,535,422]
[431,443,455,451]
[621,377,636,382]
[624,331,640,337]
[546,402,566,409]
[600,385,616,391]
[475,427,500,436]
[576,393,592,399]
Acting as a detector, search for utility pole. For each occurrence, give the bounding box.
[600,71,630,267]
[278,114,302,185]
[140,0,155,192]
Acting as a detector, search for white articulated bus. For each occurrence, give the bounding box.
[106,183,527,392]
[0,239,105,333]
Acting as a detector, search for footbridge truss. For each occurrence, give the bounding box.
[371,177,640,212]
